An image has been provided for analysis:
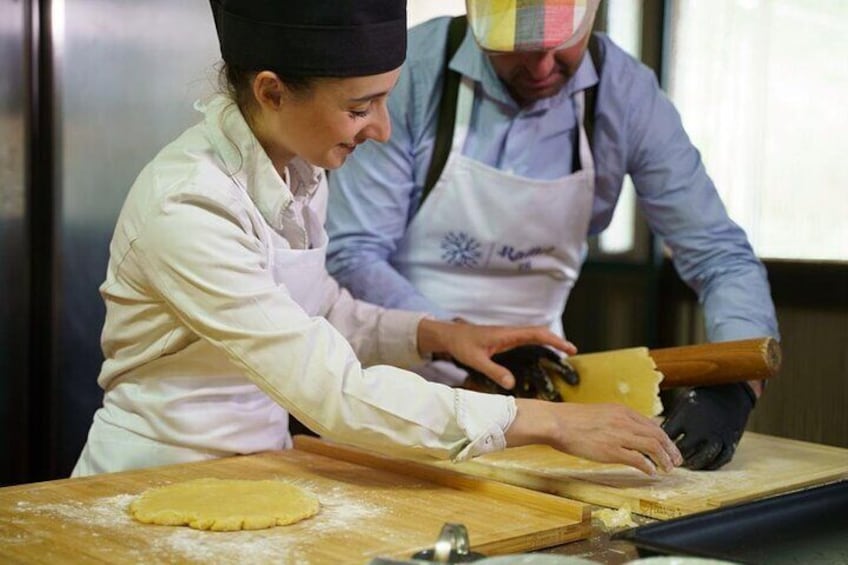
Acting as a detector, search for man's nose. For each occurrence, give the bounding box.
[525,50,557,79]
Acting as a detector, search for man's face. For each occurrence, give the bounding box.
[487,32,592,106]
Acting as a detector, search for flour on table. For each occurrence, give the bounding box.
[12,482,384,564]
[14,494,137,527]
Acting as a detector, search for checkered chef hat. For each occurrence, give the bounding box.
[466,0,600,52]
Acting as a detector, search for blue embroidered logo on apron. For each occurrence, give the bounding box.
[441,231,482,267]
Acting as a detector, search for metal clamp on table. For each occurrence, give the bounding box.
[371,522,486,564]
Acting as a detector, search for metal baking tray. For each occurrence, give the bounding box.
[614,479,848,564]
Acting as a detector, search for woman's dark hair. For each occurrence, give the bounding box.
[218,62,318,119]
[215,62,321,174]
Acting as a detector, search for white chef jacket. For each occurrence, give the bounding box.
[72,94,515,476]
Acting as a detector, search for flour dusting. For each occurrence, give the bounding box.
[15,494,137,527]
[645,469,752,501]
[11,481,385,564]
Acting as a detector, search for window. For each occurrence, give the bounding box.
[597,0,644,257]
[666,0,848,262]
[407,1,464,28]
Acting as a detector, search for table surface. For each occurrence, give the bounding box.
[0,448,592,564]
[13,429,845,564]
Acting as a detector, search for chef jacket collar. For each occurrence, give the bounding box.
[199,95,322,231]
[450,25,599,113]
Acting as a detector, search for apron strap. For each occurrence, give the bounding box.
[584,34,602,153]
[421,15,467,206]
[420,24,604,213]
[574,34,603,172]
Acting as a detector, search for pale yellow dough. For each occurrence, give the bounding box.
[129,478,320,531]
[592,507,638,530]
[556,347,664,417]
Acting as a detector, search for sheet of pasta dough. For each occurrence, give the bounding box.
[129,478,320,531]
[555,347,664,417]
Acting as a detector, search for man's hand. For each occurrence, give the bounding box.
[457,345,579,401]
[661,383,757,470]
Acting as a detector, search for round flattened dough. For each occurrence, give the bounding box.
[129,478,320,531]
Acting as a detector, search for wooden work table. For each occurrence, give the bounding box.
[0,479,637,564]
[2,433,846,564]
[0,443,590,564]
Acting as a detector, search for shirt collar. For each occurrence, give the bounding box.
[198,94,323,231]
[449,29,600,113]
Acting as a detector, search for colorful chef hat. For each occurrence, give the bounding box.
[209,0,407,77]
[466,0,600,53]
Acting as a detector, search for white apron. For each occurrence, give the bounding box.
[72,194,329,476]
[394,78,595,382]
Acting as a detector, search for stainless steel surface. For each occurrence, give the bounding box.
[55,0,219,475]
[411,522,487,563]
[1,0,29,485]
[1,0,220,483]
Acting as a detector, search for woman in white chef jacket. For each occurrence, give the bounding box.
[72,0,681,478]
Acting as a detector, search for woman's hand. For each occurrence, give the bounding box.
[416,319,682,475]
[506,399,684,475]
[416,319,576,389]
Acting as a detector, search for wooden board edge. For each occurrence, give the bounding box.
[706,470,848,508]
[475,522,593,555]
[743,431,848,455]
[376,521,592,561]
[440,460,848,520]
[292,436,589,525]
[440,459,685,520]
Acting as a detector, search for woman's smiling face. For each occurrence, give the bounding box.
[251,68,401,171]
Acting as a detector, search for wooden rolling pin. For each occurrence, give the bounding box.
[652,337,781,388]
[463,337,782,400]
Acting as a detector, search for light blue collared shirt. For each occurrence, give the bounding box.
[327,17,778,343]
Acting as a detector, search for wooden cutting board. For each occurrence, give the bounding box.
[414,432,848,520]
[0,444,588,564]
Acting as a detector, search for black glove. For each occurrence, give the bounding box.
[457,345,578,402]
[661,383,757,470]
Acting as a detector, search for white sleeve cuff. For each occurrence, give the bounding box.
[451,390,517,461]
[375,309,430,368]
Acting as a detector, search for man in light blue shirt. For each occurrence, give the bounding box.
[326,0,778,470]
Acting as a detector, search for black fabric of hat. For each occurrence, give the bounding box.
[210,0,407,77]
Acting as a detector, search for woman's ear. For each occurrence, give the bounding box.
[252,71,285,111]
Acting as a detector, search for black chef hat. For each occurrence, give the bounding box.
[210,0,407,78]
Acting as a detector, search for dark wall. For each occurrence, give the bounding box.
[1,0,30,487]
